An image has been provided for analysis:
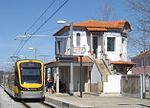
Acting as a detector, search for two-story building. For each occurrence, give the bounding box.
[45,20,134,94]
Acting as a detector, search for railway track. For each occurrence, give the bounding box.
[21,100,55,108]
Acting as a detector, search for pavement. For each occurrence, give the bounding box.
[44,92,150,108]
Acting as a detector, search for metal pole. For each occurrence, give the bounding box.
[143,26,146,99]
[140,74,144,99]
[80,56,83,97]
[89,71,91,92]
[35,48,37,59]
[70,23,73,55]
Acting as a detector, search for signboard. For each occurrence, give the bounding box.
[73,47,86,55]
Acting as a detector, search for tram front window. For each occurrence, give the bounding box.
[20,63,42,84]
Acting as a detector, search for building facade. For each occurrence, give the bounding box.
[45,20,133,94]
[131,50,150,74]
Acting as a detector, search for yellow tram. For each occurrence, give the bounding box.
[1,59,45,99]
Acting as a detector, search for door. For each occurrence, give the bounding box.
[93,36,98,58]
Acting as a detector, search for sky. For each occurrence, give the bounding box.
[0,0,134,69]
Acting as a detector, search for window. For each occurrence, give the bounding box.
[20,62,42,84]
[76,33,80,46]
[107,37,115,51]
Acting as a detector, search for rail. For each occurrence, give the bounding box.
[20,100,55,108]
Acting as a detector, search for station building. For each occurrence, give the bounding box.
[45,20,134,94]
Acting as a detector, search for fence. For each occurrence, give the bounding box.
[121,74,150,99]
[145,75,150,99]
[121,75,141,98]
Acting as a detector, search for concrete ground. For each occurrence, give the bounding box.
[45,92,150,108]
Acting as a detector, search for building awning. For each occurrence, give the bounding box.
[111,60,135,65]
[77,56,93,62]
[45,56,93,68]
[111,60,135,74]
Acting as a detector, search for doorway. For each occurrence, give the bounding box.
[93,36,98,58]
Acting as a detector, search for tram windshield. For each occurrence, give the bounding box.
[20,62,42,84]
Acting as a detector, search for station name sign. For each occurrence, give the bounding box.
[56,55,78,62]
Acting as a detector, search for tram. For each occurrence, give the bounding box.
[1,59,45,99]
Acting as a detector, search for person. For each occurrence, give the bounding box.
[51,77,55,93]
[47,79,53,94]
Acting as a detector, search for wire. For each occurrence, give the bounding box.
[15,0,70,55]
[31,0,69,35]
[14,40,24,55]
[14,0,57,55]
[25,0,57,33]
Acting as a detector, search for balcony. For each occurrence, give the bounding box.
[73,47,86,55]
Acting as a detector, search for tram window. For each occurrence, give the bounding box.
[21,62,41,68]
[21,67,41,84]
[20,62,42,84]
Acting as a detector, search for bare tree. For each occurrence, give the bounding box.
[128,0,150,52]
[98,3,118,21]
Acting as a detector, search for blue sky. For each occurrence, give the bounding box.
[0,0,133,69]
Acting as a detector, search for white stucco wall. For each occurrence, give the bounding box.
[72,31,89,56]
[55,31,90,56]
[103,75,122,93]
[91,63,102,83]
[56,30,128,61]
[104,32,127,61]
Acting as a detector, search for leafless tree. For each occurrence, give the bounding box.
[128,0,150,52]
[98,3,118,21]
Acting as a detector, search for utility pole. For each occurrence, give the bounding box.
[143,26,146,99]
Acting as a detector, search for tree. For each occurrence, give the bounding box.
[98,3,118,21]
[128,0,150,53]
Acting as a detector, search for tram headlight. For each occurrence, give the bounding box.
[37,86,43,91]
[20,87,28,91]
[19,86,43,91]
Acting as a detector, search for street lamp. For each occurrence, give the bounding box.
[28,47,37,59]
[57,20,67,24]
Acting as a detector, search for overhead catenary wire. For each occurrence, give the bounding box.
[14,0,57,55]
[13,40,24,55]
[25,0,57,34]
[15,0,70,55]
[31,0,69,35]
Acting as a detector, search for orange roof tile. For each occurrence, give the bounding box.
[86,27,107,31]
[77,56,92,63]
[54,20,131,36]
[45,56,93,66]
[74,20,130,29]
[111,60,135,65]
